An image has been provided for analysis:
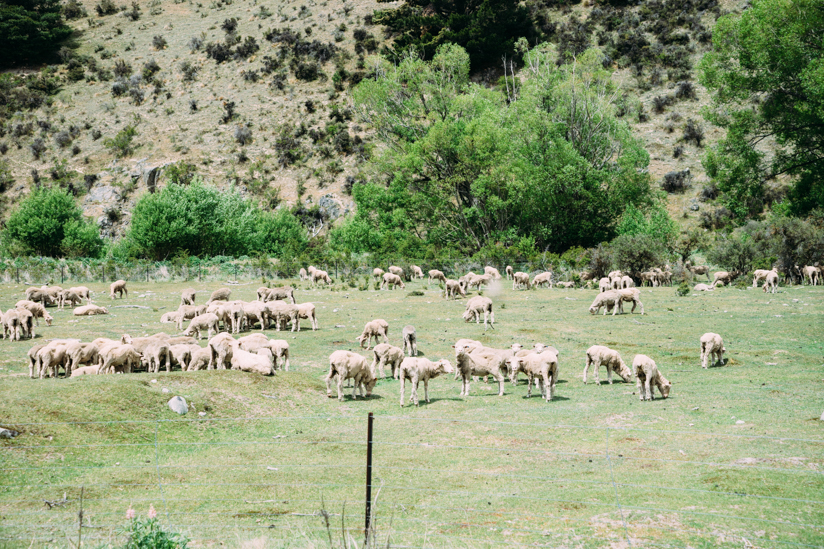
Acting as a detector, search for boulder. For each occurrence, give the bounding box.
[0,428,18,439]
[168,396,188,415]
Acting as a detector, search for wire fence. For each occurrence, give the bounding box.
[1,414,822,548]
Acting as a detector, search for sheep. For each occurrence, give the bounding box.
[457,272,475,291]
[67,286,91,304]
[242,300,268,331]
[802,265,819,285]
[484,266,502,280]
[307,266,317,276]
[169,344,194,371]
[65,342,100,374]
[297,303,318,331]
[588,290,621,315]
[454,344,506,397]
[181,288,197,306]
[506,351,558,401]
[556,281,575,289]
[208,333,236,370]
[208,287,232,302]
[160,311,179,324]
[237,333,290,371]
[120,333,170,357]
[402,325,417,357]
[700,333,726,369]
[27,344,46,378]
[16,309,34,340]
[176,304,207,330]
[15,300,52,326]
[505,265,514,280]
[616,288,644,315]
[99,344,141,374]
[70,365,100,376]
[326,350,377,401]
[299,268,308,280]
[399,358,454,406]
[694,283,714,291]
[41,285,63,303]
[223,300,245,334]
[188,347,212,371]
[388,265,405,280]
[462,296,494,330]
[513,272,531,290]
[532,272,553,288]
[371,343,405,379]
[381,272,406,290]
[640,272,658,287]
[373,268,385,280]
[58,289,82,309]
[143,340,171,373]
[110,280,127,299]
[598,277,611,293]
[410,265,425,279]
[763,270,779,293]
[312,269,332,285]
[265,300,300,332]
[73,304,109,316]
[633,354,672,400]
[230,343,275,376]
[261,286,296,304]
[583,345,631,384]
[184,313,220,340]
[713,271,738,287]
[428,269,447,283]
[357,319,389,350]
[36,340,74,377]
[25,287,53,306]
[620,275,635,289]
[608,270,624,279]
[752,269,774,287]
[687,262,711,280]
[2,309,21,341]
[167,336,197,346]
[445,279,466,299]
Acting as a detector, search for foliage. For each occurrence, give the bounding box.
[103,124,138,158]
[615,203,677,248]
[123,511,188,549]
[164,162,198,185]
[675,281,690,297]
[0,0,73,67]
[610,233,669,277]
[337,45,652,256]
[373,0,533,69]
[699,0,824,218]
[3,187,103,257]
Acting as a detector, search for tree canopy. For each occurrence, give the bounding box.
[699,0,824,219]
[0,0,73,67]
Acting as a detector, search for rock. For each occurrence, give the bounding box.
[161,387,170,394]
[87,184,121,203]
[318,194,344,220]
[689,199,700,211]
[198,412,207,417]
[736,420,745,424]
[820,411,824,421]
[168,396,188,415]
[0,428,18,439]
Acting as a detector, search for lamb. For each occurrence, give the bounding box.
[208,333,236,370]
[70,365,100,376]
[371,343,405,379]
[399,357,454,407]
[462,296,494,330]
[15,300,52,326]
[230,343,275,376]
[312,269,332,285]
[556,281,575,289]
[299,267,309,280]
[712,271,737,287]
[588,290,621,315]
[640,271,658,287]
[512,272,531,290]
[208,287,232,302]
[307,266,317,277]
[176,304,208,330]
[41,285,63,303]
[693,283,714,292]
[505,265,514,280]
[297,303,318,331]
[388,265,405,280]
[357,319,389,350]
[181,288,197,306]
[73,304,109,316]
[763,270,778,293]
[410,265,425,279]
[583,345,631,384]
[700,333,726,369]
[484,266,502,280]
[445,279,466,299]
[402,325,417,357]
[454,344,505,397]
[58,289,82,309]
[160,311,179,324]
[110,280,127,299]
[610,276,622,290]
[598,277,611,293]
[752,269,775,287]
[506,351,558,401]
[616,288,644,315]
[99,344,141,374]
[373,268,385,280]
[381,272,405,290]
[326,350,377,401]
[184,313,220,340]
[457,272,475,291]
[428,269,447,283]
[633,354,672,400]
[532,272,553,288]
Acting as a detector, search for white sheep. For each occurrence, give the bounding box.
[402,325,417,357]
[633,355,672,400]
[700,333,726,369]
[620,275,635,289]
[169,344,194,371]
[297,303,318,331]
[109,280,127,299]
[230,344,275,376]
[428,269,447,283]
[399,357,454,406]
[65,342,100,374]
[261,286,296,304]
[462,296,494,330]
[326,350,377,401]
[583,345,631,384]
[370,343,404,379]
[188,347,212,371]
[207,333,236,370]
[58,289,82,309]
[445,279,466,299]
[616,288,644,315]
[693,283,714,292]
[712,271,738,287]
[98,344,141,374]
[388,265,405,280]
[2,309,21,341]
[242,300,268,331]
[143,340,171,373]
[160,311,179,324]
[357,319,389,350]
[70,365,100,376]
[802,265,819,285]
[299,268,309,280]
[208,287,232,302]
[265,301,300,332]
[556,281,575,289]
[506,351,558,401]
[373,268,385,280]
[410,265,425,279]
[181,288,197,306]
[687,262,711,280]
[752,269,774,287]
[532,272,553,288]
[176,304,207,330]
[381,272,406,290]
[15,300,52,327]
[466,273,492,291]
[762,270,778,293]
[505,265,514,280]
[599,277,611,292]
[184,313,220,340]
[484,266,502,280]
[73,304,109,316]
[454,344,505,397]
[588,290,621,315]
[512,272,530,290]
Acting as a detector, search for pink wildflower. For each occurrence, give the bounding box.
[147,505,157,519]
[125,506,136,520]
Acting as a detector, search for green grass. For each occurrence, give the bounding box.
[0,279,822,548]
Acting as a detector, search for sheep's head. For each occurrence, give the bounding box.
[511,343,523,353]
[121,334,132,344]
[657,375,672,398]
[44,313,53,326]
[461,310,473,322]
[506,356,523,383]
[588,304,598,315]
[435,359,454,375]
[614,360,632,382]
[533,343,546,353]
[364,374,377,396]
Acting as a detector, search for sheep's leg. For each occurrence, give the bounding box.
[645,378,653,400]
[399,375,406,407]
[549,374,556,401]
[336,374,345,401]
[701,345,708,369]
[593,357,601,385]
[636,377,644,400]
[526,373,533,398]
[495,372,504,396]
[606,360,613,384]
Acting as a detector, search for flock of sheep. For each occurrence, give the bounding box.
[9,259,792,409]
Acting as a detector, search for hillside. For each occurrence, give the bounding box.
[0,0,750,239]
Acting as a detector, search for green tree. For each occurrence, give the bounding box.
[4,187,103,257]
[0,0,73,67]
[699,0,824,218]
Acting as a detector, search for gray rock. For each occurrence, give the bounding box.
[0,428,18,439]
[87,185,121,203]
[161,387,170,394]
[820,411,824,421]
[198,411,207,417]
[319,194,344,220]
[168,396,188,415]
[689,199,700,211]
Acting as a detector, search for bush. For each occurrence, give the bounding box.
[152,35,167,50]
[180,61,198,81]
[611,233,668,277]
[661,169,692,193]
[0,0,73,68]
[30,138,46,159]
[682,118,704,147]
[675,80,696,100]
[124,1,140,21]
[123,509,189,549]
[143,58,160,79]
[0,159,14,191]
[54,130,72,148]
[205,42,232,63]
[62,0,87,19]
[234,36,259,59]
[188,35,203,52]
[165,161,197,185]
[113,59,132,77]
[699,206,731,230]
[234,125,252,145]
[95,0,116,16]
[675,281,690,296]
[103,124,138,158]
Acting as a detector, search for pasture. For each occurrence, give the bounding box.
[0,277,822,548]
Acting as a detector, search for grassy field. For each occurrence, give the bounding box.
[0,277,822,548]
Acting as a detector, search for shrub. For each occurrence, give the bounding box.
[152,35,167,50]
[129,86,144,105]
[221,17,237,34]
[62,0,87,19]
[165,161,197,185]
[611,233,668,277]
[189,99,197,112]
[0,142,7,155]
[54,130,72,148]
[698,206,731,230]
[66,59,85,81]
[0,0,73,67]
[124,1,140,21]
[675,80,696,100]
[180,61,198,81]
[188,35,203,52]
[91,128,102,140]
[652,95,674,114]
[333,130,352,154]
[0,159,13,191]
[699,182,718,202]
[241,69,259,82]
[30,138,46,159]
[95,0,117,16]
[113,59,133,77]
[142,58,160,79]
[234,124,252,145]
[123,510,189,549]
[292,60,321,81]
[305,99,315,113]
[221,101,236,124]
[661,169,692,193]
[103,124,137,157]
[682,118,704,147]
[205,42,232,63]
[675,281,690,296]
[673,145,684,158]
[111,77,129,96]
[234,36,259,59]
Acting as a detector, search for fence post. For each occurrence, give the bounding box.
[146,265,149,283]
[16,267,19,284]
[364,412,374,544]
[61,265,64,284]
[234,264,238,281]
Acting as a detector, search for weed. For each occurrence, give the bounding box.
[682,118,704,147]
[95,0,117,16]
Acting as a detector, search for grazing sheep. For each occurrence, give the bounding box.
[207,333,236,370]
[462,296,494,330]
[694,283,714,292]
[73,304,109,316]
[176,304,207,330]
[208,287,232,302]
[15,300,52,327]
[24,287,53,306]
[484,266,502,280]
[445,279,467,299]
[223,300,245,334]
[36,340,73,377]
[99,344,141,374]
[633,355,672,400]
[802,265,819,286]
[110,280,127,299]
[230,344,275,376]
[240,300,266,331]
[299,268,308,280]
[181,288,197,306]
[58,289,82,309]
[466,273,492,291]
[620,276,635,289]
[763,270,779,293]
[687,263,711,280]
[532,272,553,288]
[237,333,290,371]
[399,357,454,406]
[505,265,514,280]
[326,350,377,401]
[402,325,417,357]
[381,272,405,290]
[167,336,197,346]
[66,286,91,304]
[160,311,179,324]
[307,266,317,276]
[2,309,21,341]
[188,347,212,371]
[184,313,220,340]
[454,344,505,397]
[752,269,775,288]
[584,345,631,384]
[588,290,621,315]
[357,319,389,350]
[371,343,405,379]
[312,269,332,285]
[640,271,658,287]
[388,265,405,280]
[700,333,726,369]
[410,265,425,279]
[265,300,300,332]
[598,277,611,293]
[260,286,296,304]
[143,340,171,373]
[513,272,531,290]
[65,342,100,374]
[712,271,738,287]
[16,309,34,340]
[428,269,447,283]
[27,344,46,378]
[168,344,194,371]
[297,303,318,331]
[41,286,63,304]
[617,288,644,315]
[556,281,575,289]
[373,268,385,280]
[506,351,558,401]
